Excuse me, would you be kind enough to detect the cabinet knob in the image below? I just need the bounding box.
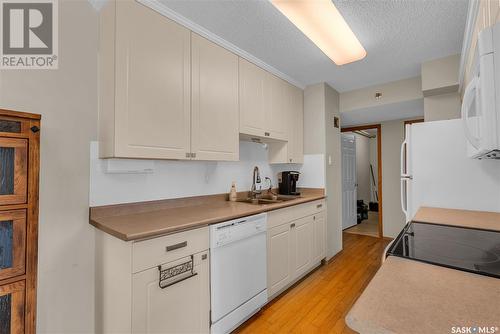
[290,223,295,228]
[289,158,292,162]
[265,132,270,137]
[30,126,40,133]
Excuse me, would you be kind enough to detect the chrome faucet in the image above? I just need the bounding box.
[251,166,261,198]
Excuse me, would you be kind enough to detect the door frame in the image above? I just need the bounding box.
[341,124,383,238]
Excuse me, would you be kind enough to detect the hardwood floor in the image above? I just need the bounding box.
[235,233,390,334]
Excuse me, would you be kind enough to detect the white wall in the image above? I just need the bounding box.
[90,141,323,206]
[0,1,98,332]
[381,120,406,237]
[369,137,378,203]
[324,84,342,259]
[340,77,423,112]
[303,83,342,259]
[424,92,461,121]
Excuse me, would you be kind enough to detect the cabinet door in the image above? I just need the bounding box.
[0,280,25,334]
[239,58,267,137]
[191,34,239,161]
[266,75,288,141]
[293,216,313,279]
[114,1,191,159]
[132,252,209,334]
[267,223,293,297]
[288,86,304,163]
[0,210,26,281]
[0,138,27,206]
[312,213,326,264]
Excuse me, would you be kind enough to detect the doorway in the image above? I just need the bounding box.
[341,124,382,238]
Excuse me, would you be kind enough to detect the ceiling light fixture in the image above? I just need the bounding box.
[270,0,366,65]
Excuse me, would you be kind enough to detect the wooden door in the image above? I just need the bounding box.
[0,210,26,281]
[191,33,239,161]
[0,138,27,205]
[114,1,191,159]
[0,280,25,334]
[132,252,209,334]
[312,213,326,264]
[267,223,292,297]
[342,134,357,230]
[239,58,267,137]
[293,216,313,279]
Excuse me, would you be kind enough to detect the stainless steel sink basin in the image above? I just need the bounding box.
[238,195,300,205]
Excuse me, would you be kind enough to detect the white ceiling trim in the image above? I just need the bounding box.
[138,0,306,89]
[458,0,479,93]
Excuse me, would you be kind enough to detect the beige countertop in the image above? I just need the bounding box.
[413,206,500,231]
[89,188,325,241]
[346,256,500,334]
[346,207,500,334]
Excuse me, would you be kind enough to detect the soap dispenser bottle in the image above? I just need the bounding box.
[229,181,237,202]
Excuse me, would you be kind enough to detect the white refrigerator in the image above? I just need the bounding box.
[401,119,500,222]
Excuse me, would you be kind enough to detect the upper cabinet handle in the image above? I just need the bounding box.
[166,241,187,252]
[317,204,323,209]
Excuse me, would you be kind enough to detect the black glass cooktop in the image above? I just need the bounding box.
[386,221,500,278]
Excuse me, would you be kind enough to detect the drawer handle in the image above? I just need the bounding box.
[265,132,270,137]
[158,255,197,289]
[290,223,295,228]
[166,241,187,252]
[316,204,323,209]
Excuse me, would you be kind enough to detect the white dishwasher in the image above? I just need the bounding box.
[210,213,268,334]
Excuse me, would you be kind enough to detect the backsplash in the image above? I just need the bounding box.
[89,141,324,206]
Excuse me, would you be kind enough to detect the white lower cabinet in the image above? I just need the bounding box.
[267,200,326,299]
[132,252,210,334]
[293,216,313,279]
[95,226,210,334]
[268,223,293,295]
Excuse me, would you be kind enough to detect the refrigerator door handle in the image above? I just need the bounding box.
[400,139,407,176]
[400,178,408,219]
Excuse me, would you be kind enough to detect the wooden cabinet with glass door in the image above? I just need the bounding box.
[0,109,40,334]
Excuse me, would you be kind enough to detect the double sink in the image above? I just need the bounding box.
[237,194,300,205]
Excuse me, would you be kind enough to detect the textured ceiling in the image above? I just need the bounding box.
[157,0,468,92]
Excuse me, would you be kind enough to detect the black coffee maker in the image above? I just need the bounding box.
[278,171,300,196]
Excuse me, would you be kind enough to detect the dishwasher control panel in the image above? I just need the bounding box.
[210,213,267,248]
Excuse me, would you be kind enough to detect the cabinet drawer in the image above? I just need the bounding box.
[0,279,25,334]
[268,199,325,229]
[132,227,209,273]
[0,210,26,281]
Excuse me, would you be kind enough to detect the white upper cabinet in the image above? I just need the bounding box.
[288,86,304,163]
[239,58,268,137]
[268,82,304,164]
[267,75,288,141]
[191,33,239,161]
[99,1,301,163]
[100,0,191,159]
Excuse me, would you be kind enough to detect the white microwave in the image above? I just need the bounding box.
[461,23,500,159]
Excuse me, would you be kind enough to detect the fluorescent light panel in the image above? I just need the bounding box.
[271,0,366,65]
